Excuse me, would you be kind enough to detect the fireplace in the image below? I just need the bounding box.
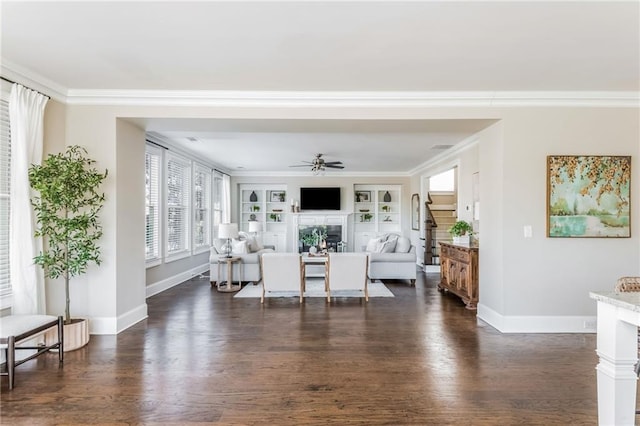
[290,213,349,253]
[298,224,343,253]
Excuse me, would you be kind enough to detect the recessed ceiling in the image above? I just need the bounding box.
[142,118,496,173]
[2,1,638,173]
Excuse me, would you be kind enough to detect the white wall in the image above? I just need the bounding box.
[115,119,148,331]
[40,102,638,335]
[478,108,639,332]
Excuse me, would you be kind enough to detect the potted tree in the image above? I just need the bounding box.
[448,220,474,245]
[29,145,108,351]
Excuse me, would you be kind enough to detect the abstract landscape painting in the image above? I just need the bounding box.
[547,155,631,237]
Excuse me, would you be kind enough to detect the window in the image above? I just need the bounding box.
[193,163,211,252]
[0,98,10,305]
[145,145,162,265]
[166,152,191,259]
[429,168,456,192]
[212,172,223,239]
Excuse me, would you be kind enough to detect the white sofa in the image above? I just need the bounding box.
[209,232,275,285]
[365,233,417,285]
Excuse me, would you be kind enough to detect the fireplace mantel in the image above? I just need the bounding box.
[290,213,351,252]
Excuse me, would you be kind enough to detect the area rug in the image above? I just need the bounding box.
[234,278,394,298]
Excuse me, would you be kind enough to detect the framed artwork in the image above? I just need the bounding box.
[270,191,286,202]
[547,155,631,237]
[355,191,371,203]
[411,193,420,230]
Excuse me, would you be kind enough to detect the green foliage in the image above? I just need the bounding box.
[448,220,473,236]
[550,198,571,216]
[29,145,107,323]
[301,227,327,247]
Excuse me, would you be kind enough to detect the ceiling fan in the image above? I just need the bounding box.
[289,153,344,174]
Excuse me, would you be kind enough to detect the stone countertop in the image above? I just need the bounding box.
[590,291,640,313]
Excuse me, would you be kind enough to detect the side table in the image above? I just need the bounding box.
[217,256,243,292]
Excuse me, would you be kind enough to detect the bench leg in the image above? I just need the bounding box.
[58,316,64,363]
[7,335,15,390]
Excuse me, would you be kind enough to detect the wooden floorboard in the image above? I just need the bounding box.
[0,270,627,425]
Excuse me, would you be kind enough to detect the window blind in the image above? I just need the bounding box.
[193,164,211,250]
[166,152,191,257]
[145,145,161,263]
[0,98,10,298]
[212,172,223,238]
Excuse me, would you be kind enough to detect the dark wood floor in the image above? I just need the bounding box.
[1,271,610,425]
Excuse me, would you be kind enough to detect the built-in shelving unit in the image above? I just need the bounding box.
[352,184,402,251]
[239,184,288,252]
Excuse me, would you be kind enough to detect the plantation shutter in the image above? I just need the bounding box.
[193,163,211,251]
[166,152,191,258]
[145,145,161,263]
[212,172,223,238]
[0,98,10,300]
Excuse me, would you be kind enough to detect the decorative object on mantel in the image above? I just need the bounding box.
[249,191,258,202]
[448,220,474,244]
[547,155,630,238]
[383,191,391,202]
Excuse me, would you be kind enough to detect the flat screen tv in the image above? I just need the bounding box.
[300,187,341,211]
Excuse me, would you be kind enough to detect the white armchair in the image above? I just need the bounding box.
[260,253,304,303]
[326,253,369,302]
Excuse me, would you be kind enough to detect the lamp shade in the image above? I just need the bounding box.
[248,221,262,233]
[218,223,239,240]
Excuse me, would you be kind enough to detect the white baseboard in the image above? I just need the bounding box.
[89,303,148,335]
[423,265,440,273]
[89,264,209,335]
[146,263,210,298]
[477,303,596,333]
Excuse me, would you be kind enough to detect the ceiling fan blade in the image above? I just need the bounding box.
[324,161,343,165]
[289,164,312,167]
[325,164,344,169]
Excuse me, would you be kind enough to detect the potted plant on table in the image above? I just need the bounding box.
[29,145,108,351]
[448,220,474,245]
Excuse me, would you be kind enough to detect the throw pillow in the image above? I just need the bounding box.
[238,231,264,253]
[366,237,383,253]
[395,236,411,253]
[213,238,226,254]
[379,238,397,253]
[231,239,248,254]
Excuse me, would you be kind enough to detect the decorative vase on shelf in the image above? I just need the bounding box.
[383,191,391,202]
[249,191,258,202]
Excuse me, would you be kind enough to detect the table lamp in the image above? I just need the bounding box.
[248,220,262,235]
[218,223,238,258]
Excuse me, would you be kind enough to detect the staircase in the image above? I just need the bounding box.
[425,192,457,265]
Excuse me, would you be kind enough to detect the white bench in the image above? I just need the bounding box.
[0,315,63,389]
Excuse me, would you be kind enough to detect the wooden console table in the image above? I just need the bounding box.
[590,291,640,425]
[438,242,479,309]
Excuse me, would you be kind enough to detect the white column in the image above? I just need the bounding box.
[595,301,638,426]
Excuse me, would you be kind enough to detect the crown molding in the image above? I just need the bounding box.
[65,89,640,108]
[0,59,68,103]
[409,134,480,177]
[2,59,638,108]
[230,170,410,178]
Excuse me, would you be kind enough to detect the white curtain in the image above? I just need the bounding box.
[9,84,48,315]
[222,174,231,223]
